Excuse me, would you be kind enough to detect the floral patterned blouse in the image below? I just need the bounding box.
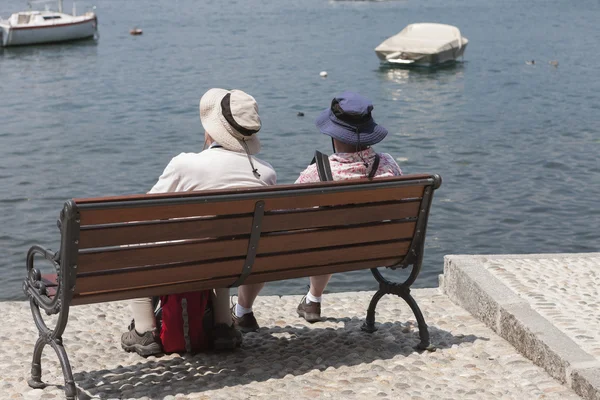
[295,148,402,184]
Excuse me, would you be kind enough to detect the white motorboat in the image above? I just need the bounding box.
[0,0,97,47]
[375,23,468,66]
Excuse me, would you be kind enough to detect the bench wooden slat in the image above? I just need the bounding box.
[71,257,401,305]
[242,257,402,284]
[79,214,254,249]
[77,185,425,225]
[76,221,414,274]
[258,221,415,255]
[78,201,420,249]
[262,201,420,233]
[73,174,434,204]
[74,259,243,295]
[41,274,58,287]
[252,240,409,273]
[72,276,237,305]
[77,238,250,273]
[74,241,409,294]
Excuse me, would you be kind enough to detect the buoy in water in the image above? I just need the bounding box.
[130,28,143,35]
[320,71,328,77]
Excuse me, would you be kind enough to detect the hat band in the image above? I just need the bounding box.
[221,93,260,137]
[331,99,372,126]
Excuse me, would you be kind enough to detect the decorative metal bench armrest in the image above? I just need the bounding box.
[24,245,62,315]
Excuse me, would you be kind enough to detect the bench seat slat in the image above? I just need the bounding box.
[74,241,409,294]
[71,257,401,305]
[77,185,425,225]
[258,221,415,255]
[78,201,420,249]
[41,274,58,287]
[76,221,414,274]
[78,238,250,273]
[242,257,401,285]
[72,276,237,305]
[252,240,409,273]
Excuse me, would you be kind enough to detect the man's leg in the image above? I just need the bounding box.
[130,297,156,332]
[212,288,242,350]
[121,297,162,356]
[212,288,233,325]
[232,283,265,333]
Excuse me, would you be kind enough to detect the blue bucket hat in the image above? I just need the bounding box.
[315,91,388,146]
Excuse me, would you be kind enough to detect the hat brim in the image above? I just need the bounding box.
[200,88,261,155]
[315,108,388,146]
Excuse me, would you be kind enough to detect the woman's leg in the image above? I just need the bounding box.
[309,274,332,298]
[237,283,265,309]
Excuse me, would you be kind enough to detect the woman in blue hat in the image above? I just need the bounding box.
[232,91,402,331]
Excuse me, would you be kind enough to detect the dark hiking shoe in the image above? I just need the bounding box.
[121,321,162,357]
[213,323,243,350]
[231,305,260,333]
[297,296,321,323]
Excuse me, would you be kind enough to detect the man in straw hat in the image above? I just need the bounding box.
[231,91,402,332]
[121,88,276,356]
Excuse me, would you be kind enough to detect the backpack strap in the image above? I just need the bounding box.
[310,150,333,182]
[310,150,379,181]
[367,154,381,180]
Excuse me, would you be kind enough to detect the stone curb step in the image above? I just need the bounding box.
[441,254,600,400]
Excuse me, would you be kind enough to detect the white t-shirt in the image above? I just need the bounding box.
[149,147,277,194]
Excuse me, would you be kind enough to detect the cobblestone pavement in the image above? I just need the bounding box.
[482,254,600,360]
[0,289,581,399]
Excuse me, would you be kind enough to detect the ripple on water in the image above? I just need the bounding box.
[0,0,599,300]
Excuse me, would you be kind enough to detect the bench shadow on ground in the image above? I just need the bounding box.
[71,319,488,399]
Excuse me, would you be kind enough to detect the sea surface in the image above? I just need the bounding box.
[1,0,599,301]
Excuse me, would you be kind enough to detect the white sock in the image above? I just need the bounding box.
[306,291,322,304]
[235,303,252,318]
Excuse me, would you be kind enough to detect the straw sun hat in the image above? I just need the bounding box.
[199,88,262,155]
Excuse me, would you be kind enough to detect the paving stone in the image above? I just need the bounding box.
[0,290,582,399]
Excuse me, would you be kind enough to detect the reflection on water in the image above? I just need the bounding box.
[0,38,98,53]
[375,63,466,121]
[378,63,465,85]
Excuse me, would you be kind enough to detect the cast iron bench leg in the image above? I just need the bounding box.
[28,335,77,399]
[361,269,435,352]
[28,317,77,399]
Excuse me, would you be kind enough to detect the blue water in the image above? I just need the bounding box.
[1,0,599,300]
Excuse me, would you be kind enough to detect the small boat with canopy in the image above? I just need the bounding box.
[375,23,468,67]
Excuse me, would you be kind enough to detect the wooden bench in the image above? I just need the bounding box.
[23,173,441,399]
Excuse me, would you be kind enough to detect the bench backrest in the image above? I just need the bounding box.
[55,174,440,305]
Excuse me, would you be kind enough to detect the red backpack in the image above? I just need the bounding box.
[156,291,213,353]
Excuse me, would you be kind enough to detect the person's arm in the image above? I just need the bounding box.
[148,158,181,194]
[294,164,319,184]
[380,153,403,176]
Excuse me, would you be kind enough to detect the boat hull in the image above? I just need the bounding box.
[1,15,97,47]
[376,42,468,67]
